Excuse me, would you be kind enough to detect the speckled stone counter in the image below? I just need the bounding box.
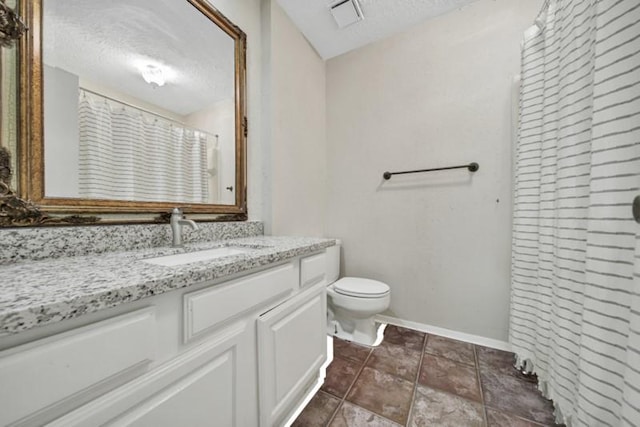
[0,236,335,335]
[0,221,264,265]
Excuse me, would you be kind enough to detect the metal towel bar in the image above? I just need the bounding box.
[382,162,479,180]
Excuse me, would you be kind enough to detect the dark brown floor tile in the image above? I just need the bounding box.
[476,345,515,370]
[486,408,548,427]
[329,402,402,427]
[366,341,421,381]
[481,370,556,425]
[382,325,425,351]
[292,391,341,427]
[476,345,536,382]
[334,338,372,364]
[322,356,362,398]
[409,385,485,427]
[425,334,476,366]
[346,366,414,425]
[419,353,482,402]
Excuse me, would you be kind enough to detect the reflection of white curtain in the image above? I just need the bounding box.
[510,0,640,425]
[78,90,209,203]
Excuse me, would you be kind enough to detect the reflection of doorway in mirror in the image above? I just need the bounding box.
[186,99,236,205]
[206,135,220,204]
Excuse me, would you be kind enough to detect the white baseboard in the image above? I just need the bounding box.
[376,315,512,352]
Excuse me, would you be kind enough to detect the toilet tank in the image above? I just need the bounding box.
[326,240,341,283]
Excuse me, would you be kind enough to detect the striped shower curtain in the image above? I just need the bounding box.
[78,90,209,203]
[510,0,640,426]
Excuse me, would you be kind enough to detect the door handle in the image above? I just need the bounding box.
[633,195,640,224]
[226,186,233,192]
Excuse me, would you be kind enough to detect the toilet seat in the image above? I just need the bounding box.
[333,277,390,298]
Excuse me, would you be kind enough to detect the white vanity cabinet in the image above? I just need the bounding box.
[0,249,329,427]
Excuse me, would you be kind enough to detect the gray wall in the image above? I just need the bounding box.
[325,0,542,340]
[267,1,327,236]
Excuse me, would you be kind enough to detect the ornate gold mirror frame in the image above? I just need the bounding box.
[2,0,247,226]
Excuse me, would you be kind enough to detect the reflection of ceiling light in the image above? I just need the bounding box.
[141,65,165,88]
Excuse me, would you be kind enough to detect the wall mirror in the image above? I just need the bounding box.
[1,0,247,226]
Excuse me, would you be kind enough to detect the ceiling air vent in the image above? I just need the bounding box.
[329,0,364,29]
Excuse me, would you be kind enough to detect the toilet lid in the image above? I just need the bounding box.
[334,277,390,298]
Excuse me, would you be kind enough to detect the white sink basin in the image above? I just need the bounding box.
[143,246,251,267]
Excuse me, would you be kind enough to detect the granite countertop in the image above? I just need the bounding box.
[0,236,335,335]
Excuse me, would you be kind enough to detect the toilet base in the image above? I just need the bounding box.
[327,312,384,347]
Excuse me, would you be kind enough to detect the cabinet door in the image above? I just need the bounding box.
[50,319,258,427]
[257,283,327,427]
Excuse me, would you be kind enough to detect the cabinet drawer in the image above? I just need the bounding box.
[184,263,296,342]
[300,252,326,288]
[0,308,156,426]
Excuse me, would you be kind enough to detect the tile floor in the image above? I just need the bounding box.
[293,325,561,427]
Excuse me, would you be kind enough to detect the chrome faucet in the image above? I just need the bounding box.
[170,208,199,247]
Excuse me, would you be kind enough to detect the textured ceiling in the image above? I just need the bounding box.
[276,0,480,59]
[43,0,235,116]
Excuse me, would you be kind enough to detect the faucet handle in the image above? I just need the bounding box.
[171,207,183,216]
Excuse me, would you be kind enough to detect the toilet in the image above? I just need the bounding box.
[325,241,391,346]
